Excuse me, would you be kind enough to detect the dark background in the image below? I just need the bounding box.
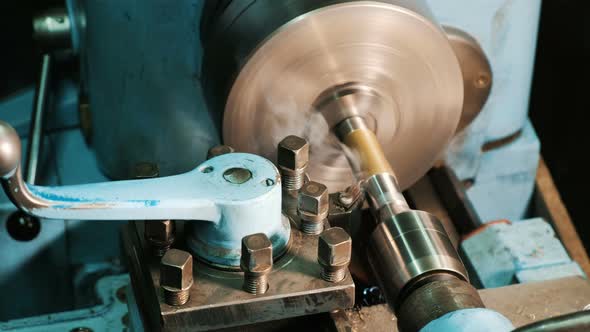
[529,0,590,249]
[1,1,589,249]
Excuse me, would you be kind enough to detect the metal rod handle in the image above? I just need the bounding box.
[25,54,52,184]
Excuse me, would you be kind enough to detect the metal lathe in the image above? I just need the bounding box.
[1,1,589,331]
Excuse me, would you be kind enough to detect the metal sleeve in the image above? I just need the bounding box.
[367,210,468,308]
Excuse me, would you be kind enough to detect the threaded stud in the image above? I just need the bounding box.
[282,173,305,191]
[152,244,172,257]
[163,288,190,306]
[160,249,193,306]
[277,136,309,191]
[301,220,324,235]
[241,233,273,295]
[318,227,352,283]
[243,274,269,295]
[321,268,347,283]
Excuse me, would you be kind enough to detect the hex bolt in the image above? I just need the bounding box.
[160,249,193,306]
[318,227,352,282]
[133,163,175,257]
[206,145,235,160]
[298,181,329,235]
[133,162,160,179]
[338,184,362,208]
[145,220,176,257]
[277,135,309,191]
[241,233,273,295]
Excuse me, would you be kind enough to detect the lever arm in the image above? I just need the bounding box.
[0,120,279,223]
[0,120,290,267]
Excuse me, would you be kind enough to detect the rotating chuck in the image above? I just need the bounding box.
[202,0,464,193]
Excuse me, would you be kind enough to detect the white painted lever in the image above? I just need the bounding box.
[0,120,290,266]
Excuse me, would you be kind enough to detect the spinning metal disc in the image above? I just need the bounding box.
[211,1,463,191]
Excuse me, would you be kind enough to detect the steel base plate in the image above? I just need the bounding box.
[123,221,355,331]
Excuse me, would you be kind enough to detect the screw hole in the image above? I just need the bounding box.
[223,167,252,184]
[475,73,490,88]
[200,166,214,173]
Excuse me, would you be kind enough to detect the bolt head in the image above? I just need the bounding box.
[145,220,175,244]
[298,181,329,216]
[338,184,362,208]
[241,233,273,274]
[277,136,309,171]
[133,162,159,179]
[207,145,234,160]
[160,249,193,291]
[318,227,352,268]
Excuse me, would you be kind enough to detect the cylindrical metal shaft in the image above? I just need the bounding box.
[334,116,410,214]
[365,174,410,216]
[366,210,468,308]
[25,54,51,184]
[333,115,479,332]
[335,116,393,178]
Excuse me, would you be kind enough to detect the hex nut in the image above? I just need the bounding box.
[160,249,193,293]
[241,233,273,275]
[241,233,273,294]
[145,220,175,244]
[318,227,352,270]
[207,145,235,160]
[298,181,329,222]
[277,135,309,173]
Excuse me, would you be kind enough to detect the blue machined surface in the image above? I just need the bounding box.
[461,218,584,288]
[466,120,540,222]
[434,0,543,225]
[83,0,218,180]
[516,262,584,284]
[429,0,541,142]
[0,82,79,141]
[0,89,36,135]
[0,81,85,319]
[420,308,513,332]
[0,275,130,332]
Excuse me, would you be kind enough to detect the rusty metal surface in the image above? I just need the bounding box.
[123,221,354,331]
[534,158,590,276]
[481,277,590,327]
[331,277,590,331]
